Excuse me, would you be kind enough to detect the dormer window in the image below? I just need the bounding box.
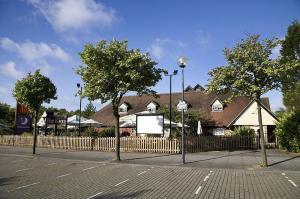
[212,100,223,112]
[146,101,159,113]
[119,103,129,113]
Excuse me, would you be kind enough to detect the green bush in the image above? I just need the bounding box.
[233,126,255,137]
[99,127,115,137]
[275,110,300,153]
[21,132,33,137]
[82,127,99,138]
[0,128,14,135]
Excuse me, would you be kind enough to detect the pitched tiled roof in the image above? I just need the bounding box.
[91,91,271,127]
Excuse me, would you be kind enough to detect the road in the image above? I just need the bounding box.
[0,147,299,198]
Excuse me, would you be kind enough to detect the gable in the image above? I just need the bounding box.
[233,101,277,126]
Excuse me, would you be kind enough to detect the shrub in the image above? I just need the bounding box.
[275,110,300,153]
[99,127,115,137]
[21,132,33,137]
[82,127,99,138]
[233,126,255,137]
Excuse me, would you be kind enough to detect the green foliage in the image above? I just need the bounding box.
[77,39,164,112]
[207,35,283,99]
[280,20,300,111]
[0,127,14,135]
[13,70,57,113]
[233,126,255,137]
[0,103,15,127]
[82,127,99,138]
[21,132,33,137]
[275,109,300,152]
[82,101,96,118]
[99,127,115,137]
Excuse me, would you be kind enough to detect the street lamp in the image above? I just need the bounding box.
[177,56,188,164]
[77,83,82,137]
[164,70,178,138]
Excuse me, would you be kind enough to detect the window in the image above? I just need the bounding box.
[212,100,223,112]
[213,128,225,136]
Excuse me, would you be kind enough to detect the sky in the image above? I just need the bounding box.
[0,0,299,112]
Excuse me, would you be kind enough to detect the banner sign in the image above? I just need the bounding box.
[16,103,32,133]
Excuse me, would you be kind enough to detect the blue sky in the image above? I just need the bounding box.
[0,0,299,111]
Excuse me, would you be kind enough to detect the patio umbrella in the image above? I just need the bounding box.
[81,119,103,127]
[197,120,203,135]
[67,115,88,125]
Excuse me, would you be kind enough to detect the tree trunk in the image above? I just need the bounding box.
[257,97,268,167]
[114,113,121,161]
[32,108,39,154]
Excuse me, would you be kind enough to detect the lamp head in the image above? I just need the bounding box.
[77,83,80,88]
[173,70,178,75]
[177,56,188,68]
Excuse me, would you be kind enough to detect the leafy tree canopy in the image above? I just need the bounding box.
[0,103,15,127]
[13,70,57,112]
[77,39,164,114]
[207,35,284,99]
[280,20,300,110]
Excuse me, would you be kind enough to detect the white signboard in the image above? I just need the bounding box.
[136,114,164,135]
[177,100,187,111]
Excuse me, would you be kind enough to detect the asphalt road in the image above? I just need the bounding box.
[0,147,299,198]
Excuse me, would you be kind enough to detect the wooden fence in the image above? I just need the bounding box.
[0,135,259,153]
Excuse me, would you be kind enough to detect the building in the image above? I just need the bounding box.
[91,85,278,142]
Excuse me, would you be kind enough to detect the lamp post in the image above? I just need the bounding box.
[77,83,82,137]
[164,70,178,137]
[177,56,188,164]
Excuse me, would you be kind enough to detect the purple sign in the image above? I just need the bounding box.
[16,114,32,132]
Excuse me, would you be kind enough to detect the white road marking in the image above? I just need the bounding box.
[16,168,32,173]
[56,173,71,178]
[195,185,202,194]
[86,192,103,199]
[210,171,213,173]
[83,166,96,171]
[138,171,147,176]
[285,176,289,179]
[47,163,57,166]
[16,182,39,190]
[288,180,297,187]
[281,173,285,176]
[203,175,210,182]
[115,179,129,186]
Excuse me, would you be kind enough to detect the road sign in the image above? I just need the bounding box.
[177,100,187,111]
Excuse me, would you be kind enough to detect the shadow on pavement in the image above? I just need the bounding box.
[93,189,150,198]
[0,176,19,186]
[122,153,178,161]
[268,156,299,167]
[186,150,260,165]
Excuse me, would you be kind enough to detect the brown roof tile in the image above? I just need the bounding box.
[91,91,271,127]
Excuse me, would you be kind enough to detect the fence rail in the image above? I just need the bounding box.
[0,135,259,153]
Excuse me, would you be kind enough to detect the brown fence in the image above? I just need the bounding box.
[0,135,259,153]
[186,136,259,152]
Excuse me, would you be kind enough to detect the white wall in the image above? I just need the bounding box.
[233,101,277,126]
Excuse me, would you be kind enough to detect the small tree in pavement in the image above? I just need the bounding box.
[13,70,56,154]
[77,39,164,161]
[207,35,297,167]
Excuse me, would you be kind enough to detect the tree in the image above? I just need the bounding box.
[13,70,56,154]
[280,20,300,110]
[77,39,164,160]
[207,35,290,167]
[82,101,96,118]
[0,103,15,127]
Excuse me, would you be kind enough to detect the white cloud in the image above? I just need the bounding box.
[271,45,281,59]
[0,37,69,62]
[0,37,69,75]
[0,61,24,79]
[148,38,186,60]
[27,0,117,33]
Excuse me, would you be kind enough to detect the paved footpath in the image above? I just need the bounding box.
[0,146,299,198]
